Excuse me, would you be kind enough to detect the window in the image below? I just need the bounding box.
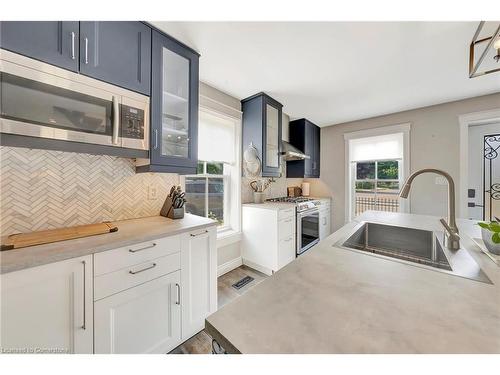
[344,126,410,221]
[183,109,241,234]
[185,161,227,226]
[354,159,401,215]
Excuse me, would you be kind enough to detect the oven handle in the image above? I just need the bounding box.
[297,208,320,218]
[112,96,120,145]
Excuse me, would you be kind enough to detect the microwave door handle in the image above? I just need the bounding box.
[112,96,120,145]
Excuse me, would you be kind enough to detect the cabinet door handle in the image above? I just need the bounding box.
[81,260,86,330]
[84,37,89,64]
[128,242,156,253]
[190,230,208,237]
[154,129,158,149]
[284,218,292,223]
[70,32,76,60]
[112,96,120,145]
[323,217,327,225]
[175,283,181,305]
[285,237,293,242]
[129,263,157,275]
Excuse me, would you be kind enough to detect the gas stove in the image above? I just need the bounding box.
[266,196,321,212]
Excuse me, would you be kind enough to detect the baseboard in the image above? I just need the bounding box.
[217,257,243,277]
[241,259,273,276]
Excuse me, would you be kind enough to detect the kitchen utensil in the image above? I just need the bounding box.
[288,186,302,197]
[160,186,185,219]
[1,222,118,251]
[243,143,262,178]
[301,182,310,196]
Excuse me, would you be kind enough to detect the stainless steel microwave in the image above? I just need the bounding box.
[0,49,149,151]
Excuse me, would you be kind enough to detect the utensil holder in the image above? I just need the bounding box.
[160,196,185,219]
[253,192,265,204]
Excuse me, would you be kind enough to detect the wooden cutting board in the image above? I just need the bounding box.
[1,222,118,251]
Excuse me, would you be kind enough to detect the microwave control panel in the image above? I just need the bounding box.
[121,105,145,139]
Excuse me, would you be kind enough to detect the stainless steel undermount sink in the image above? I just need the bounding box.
[336,221,492,284]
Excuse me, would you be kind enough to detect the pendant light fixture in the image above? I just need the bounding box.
[469,21,500,78]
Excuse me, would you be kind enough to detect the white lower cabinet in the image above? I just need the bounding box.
[181,227,217,340]
[242,206,296,275]
[94,271,181,354]
[1,224,217,354]
[0,255,93,354]
[319,204,331,241]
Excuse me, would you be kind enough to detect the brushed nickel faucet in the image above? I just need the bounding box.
[399,168,461,250]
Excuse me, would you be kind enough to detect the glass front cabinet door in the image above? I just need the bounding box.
[145,30,199,174]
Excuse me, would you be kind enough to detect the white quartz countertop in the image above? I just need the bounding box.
[205,211,500,353]
[0,214,216,274]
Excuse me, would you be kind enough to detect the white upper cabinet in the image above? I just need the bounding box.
[0,255,93,354]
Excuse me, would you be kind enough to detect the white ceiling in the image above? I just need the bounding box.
[152,22,500,126]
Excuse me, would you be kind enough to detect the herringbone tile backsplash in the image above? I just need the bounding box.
[0,146,179,236]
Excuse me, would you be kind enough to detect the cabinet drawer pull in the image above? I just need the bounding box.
[81,260,86,330]
[129,263,157,275]
[283,218,292,223]
[128,243,156,253]
[70,31,76,60]
[175,283,181,305]
[285,237,293,242]
[190,230,208,237]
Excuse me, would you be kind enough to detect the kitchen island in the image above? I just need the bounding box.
[205,211,500,353]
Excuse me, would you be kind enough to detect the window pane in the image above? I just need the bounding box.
[206,162,223,175]
[355,181,375,192]
[208,178,224,226]
[377,160,399,179]
[377,181,400,194]
[356,162,375,179]
[196,162,204,174]
[185,177,206,217]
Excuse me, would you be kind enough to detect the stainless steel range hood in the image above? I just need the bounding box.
[281,141,310,161]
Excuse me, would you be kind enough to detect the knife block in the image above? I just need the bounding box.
[160,196,185,219]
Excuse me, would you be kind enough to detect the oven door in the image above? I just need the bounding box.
[297,208,320,255]
[0,57,121,147]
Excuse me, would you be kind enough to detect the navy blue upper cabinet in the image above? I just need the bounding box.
[0,21,80,72]
[287,118,321,178]
[136,30,199,174]
[242,93,283,177]
[79,22,151,95]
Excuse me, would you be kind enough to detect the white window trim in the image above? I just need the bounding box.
[181,106,242,241]
[344,123,411,223]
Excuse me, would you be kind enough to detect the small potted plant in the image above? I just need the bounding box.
[478,220,500,255]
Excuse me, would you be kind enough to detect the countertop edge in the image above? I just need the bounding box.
[1,216,217,275]
[205,320,241,354]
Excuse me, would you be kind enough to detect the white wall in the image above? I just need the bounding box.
[309,92,500,231]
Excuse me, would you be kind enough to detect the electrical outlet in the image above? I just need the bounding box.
[435,176,447,186]
[147,185,158,200]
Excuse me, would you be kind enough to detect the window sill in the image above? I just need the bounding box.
[216,228,242,248]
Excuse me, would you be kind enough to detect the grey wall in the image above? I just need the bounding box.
[308,92,500,231]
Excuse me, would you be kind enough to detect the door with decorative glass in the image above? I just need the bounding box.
[149,30,199,174]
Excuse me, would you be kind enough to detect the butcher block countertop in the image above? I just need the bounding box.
[0,214,216,274]
[205,211,500,354]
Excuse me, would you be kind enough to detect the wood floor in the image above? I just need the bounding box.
[170,265,268,354]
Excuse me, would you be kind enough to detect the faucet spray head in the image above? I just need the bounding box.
[399,183,411,198]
